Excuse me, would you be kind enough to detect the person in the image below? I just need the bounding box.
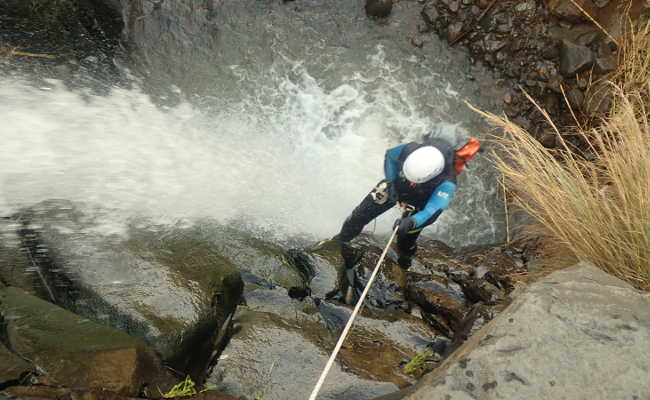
[332,126,480,294]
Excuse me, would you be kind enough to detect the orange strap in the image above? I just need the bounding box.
[454,138,481,175]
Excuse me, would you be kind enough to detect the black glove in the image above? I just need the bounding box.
[394,217,416,236]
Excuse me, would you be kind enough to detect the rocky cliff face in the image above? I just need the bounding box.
[414,0,650,148]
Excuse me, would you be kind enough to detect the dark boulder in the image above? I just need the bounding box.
[365,0,393,18]
[547,0,598,23]
[559,39,594,76]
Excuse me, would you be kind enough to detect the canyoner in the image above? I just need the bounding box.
[308,124,481,399]
[330,125,481,302]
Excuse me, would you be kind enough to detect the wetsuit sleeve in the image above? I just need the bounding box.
[412,181,456,228]
[384,144,406,181]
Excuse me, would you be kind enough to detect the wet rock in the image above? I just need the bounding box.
[483,34,507,53]
[594,56,617,74]
[536,62,555,81]
[421,3,439,29]
[365,0,393,18]
[584,81,613,116]
[401,263,650,400]
[207,310,398,400]
[0,219,42,296]
[192,391,240,400]
[0,343,34,385]
[515,0,536,14]
[316,300,435,384]
[504,63,522,78]
[447,21,465,44]
[296,238,405,310]
[296,239,352,300]
[567,87,584,110]
[411,36,425,48]
[421,312,454,338]
[1,0,123,70]
[546,74,564,93]
[547,0,598,23]
[407,280,469,334]
[190,223,307,292]
[0,287,174,395]
[504,102,521,118]
[460,279,508,305]
[496,23,511,33]
[559,39,594,76]
[17,200,243,376]
[1,387,125,400]
[409,273,466,305]
[543,92,560,114]
[5,387,243,400]
[576,28,601,46]
[495,50,508,63]
[541,41,560,59]
[576,77,588,89]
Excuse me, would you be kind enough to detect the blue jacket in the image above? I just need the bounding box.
[384,143,456,228]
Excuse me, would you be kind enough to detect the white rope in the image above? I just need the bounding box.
[308,226,399,400]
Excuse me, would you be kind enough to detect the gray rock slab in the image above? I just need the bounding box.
[393,262,650,399]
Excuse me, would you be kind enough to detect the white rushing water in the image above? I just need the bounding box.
[0,47,501,245]
[1,53,432,239]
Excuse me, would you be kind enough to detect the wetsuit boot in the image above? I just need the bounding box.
[326,236,365,304]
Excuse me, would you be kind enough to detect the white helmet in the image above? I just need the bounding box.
[402,146,445,183]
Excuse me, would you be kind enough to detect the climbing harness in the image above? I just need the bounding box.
[307,225,399,400]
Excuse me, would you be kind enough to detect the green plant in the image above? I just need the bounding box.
[403,348,435,375]
[161,376,207,398]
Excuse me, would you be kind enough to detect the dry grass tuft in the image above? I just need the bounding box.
[473,19,650,290]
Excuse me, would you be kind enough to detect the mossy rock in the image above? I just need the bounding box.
[0,342,33,385]
[18,200,243,376]
[189,222,308,292]
[0,287,175,395]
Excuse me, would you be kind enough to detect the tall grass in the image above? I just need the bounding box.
[475,19,650,290]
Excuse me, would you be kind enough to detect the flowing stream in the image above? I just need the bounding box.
[1,0,504,247]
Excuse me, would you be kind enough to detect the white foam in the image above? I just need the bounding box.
[0,49,500,245]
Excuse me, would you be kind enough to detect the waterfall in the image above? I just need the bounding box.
[0,0,504,247]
